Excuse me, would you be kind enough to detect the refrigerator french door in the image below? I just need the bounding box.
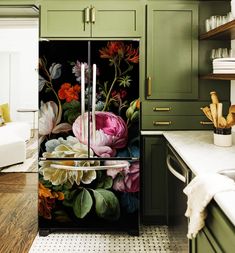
[38,41,140,236]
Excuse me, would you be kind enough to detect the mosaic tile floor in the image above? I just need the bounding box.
[29,226,188,253]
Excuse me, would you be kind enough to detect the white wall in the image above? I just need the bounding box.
[0,19,38,128]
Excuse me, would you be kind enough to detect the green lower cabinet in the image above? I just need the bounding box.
[191,201,235,253]
[142,135,167,224]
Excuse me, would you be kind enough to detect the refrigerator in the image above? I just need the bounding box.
[38,40,140,236]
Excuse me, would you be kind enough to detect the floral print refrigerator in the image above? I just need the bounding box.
[38,41,140,236]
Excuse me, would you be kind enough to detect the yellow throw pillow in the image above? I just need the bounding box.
[0,103,11,122]
[0,115,5,126]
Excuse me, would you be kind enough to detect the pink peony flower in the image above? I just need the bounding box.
[124,162,139,193]
[72,112,128,157]
[105,160,130,179]
[112,162,139,193]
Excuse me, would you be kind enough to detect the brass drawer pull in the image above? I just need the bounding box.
[85,7,90,23]
[153,107,171,112]
[200,121,213,125]
[91,7,95,23]
[147,77,152,97]
[153,121,172,126]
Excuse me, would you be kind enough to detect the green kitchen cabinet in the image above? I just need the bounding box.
[142,135,167,224]
[40,0,143,38]
[191,201,235,253]
[146,2,198,100]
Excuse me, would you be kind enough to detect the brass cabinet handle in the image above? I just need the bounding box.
[85,7,90,23]
[153,107,171,112]
[153,121,172,126]
[147,77,152,97]
[91,7,95,23]
[200,121,213,125]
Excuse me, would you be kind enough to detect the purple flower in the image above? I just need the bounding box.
[112,162,139,193]
[72,61,99,84]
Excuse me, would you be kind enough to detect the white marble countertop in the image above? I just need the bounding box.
[142,130,235,226]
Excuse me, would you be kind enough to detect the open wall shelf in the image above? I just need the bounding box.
[200,73,235,80]
[200,19,235,40]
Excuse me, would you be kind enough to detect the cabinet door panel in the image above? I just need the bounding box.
[147,3,198,99]
[40,1,90,37]
[142,136,167,224]
[92,2,143,37]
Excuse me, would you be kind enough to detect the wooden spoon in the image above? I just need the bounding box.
[217,103,223,126]
[218,116,227,128]
[229,105,235,114]
[210,103,217,128]
[201,106,213,122]
[226,112,235,128]
[210,91,219,104]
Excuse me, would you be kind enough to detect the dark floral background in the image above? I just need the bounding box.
[38,41,140,223]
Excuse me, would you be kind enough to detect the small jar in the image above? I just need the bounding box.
[213,127,232,147]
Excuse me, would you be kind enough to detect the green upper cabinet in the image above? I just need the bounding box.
[146,2,198,100]
[40,1,144,38]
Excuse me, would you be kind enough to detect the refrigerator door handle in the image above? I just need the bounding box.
[81,63,85,142]
[50,163,129,171]
[92,64,97,144]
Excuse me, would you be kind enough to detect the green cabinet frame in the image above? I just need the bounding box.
[191,201,235,253]
[146,2,198,100]
[142,135,167,224]
[40,1,144,38]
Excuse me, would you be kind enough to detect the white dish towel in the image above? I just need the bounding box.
[183,173,235,239]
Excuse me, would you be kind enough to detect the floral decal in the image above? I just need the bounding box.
[39,41,140,222]
[58,83,81,102]
[73,111,128,157]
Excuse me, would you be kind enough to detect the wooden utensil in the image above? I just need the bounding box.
[226,112,235,128]
[218,116,227,128]
[210,91,219,104]
[210,103,217,127]
[229,105,235,114]
[201,106,213,122]
[217,103,223,126]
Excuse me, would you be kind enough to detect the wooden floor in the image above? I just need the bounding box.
[0,173,38,253]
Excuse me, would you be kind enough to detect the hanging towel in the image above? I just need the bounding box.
[183,173,235,239]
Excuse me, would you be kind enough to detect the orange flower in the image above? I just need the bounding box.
[136,98,140,110]
[38,183,64,219]
[39,182,53,198]
[58,83,81,102]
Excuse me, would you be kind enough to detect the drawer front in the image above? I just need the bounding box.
[142,101,230,116]
[142,115,214,130]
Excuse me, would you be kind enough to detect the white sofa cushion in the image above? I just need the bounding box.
[0,133,26,168]
[1,122,31,141]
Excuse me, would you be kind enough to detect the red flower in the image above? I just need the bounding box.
[99,42,125,59]
[99,42,139,63]
[126,45,139,63]
[58,83,81,102]
[120,89,127,99]
[111,90,117,97]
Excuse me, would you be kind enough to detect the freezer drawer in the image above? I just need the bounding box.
[38,158,140,235]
